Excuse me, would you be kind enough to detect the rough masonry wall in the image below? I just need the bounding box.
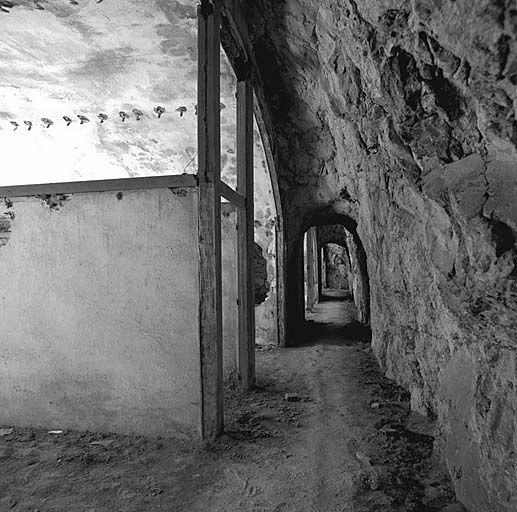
[246,1,517,510]
[323,243,349,290]
[0,187,201,436]
[317,224,370,323]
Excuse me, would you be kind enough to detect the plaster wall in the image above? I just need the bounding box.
[253,118,279,346]
[0,186,201,436]
[221,204,238,381]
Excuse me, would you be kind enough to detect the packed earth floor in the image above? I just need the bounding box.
[0,291,464,512]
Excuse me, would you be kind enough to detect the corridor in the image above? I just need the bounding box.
[0,292,458,511]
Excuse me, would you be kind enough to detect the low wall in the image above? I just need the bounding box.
[0,182,201,436]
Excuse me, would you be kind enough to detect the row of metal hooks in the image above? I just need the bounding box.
[7,106,167,131]
[5,103,227,131]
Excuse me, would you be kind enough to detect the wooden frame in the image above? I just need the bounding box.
[5,0,260,439]
[220,181,246,209]
[0,0,261,440]
[198,0,223,438]
[236,79,255,389]
[305,227,319,311]
[0,174,197,198]
[197,0,256,437]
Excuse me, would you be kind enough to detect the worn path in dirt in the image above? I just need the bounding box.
[189,290,456,512]
[193,290,373,511]
[0,291,457,512]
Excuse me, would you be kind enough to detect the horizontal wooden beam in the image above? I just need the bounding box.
[0,174,198,198]
[220,181,246,209]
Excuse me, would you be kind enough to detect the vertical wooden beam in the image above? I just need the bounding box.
[285,240,305,347]
[318,246,324,299]
[306,228,318,311]
[198,0,223,438]
[275,218,287,347]
[236,79,255,389]
[312,229,319,305]
[312,230,319,304]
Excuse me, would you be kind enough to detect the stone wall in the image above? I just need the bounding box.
[246,1,517,510]
[323,243,349,290]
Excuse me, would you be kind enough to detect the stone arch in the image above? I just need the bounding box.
[284,212,370,346]
[315,223,370,325]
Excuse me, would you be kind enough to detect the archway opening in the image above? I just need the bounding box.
[320,242,351,300]
[287,218,370,346]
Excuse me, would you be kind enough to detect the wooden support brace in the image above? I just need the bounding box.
[220,181,246,209]
[0,174,197,198]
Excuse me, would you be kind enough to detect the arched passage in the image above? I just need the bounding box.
[320,243,349,294]
[284,213,371,347]
[316,223,370,326]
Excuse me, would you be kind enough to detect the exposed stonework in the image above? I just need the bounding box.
[323,243,349,290]
[0,215,12,247]
[318,223,370,324]
[246,1,517,510]
[254,242,270,306]
[344,229,370,325]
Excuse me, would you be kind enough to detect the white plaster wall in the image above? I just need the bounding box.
[0,187,200,436]
[221,205,238,381]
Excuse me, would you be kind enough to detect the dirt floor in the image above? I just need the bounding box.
[0,290,465,512]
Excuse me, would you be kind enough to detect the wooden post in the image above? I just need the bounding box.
[317,243,323,300]
[318,246,324,298]
[276,219,287,346]
[236,79,255,389]
[198,0,223,438]
[312,229,319,305]
[306,228,318,311]
[285,241,305,346]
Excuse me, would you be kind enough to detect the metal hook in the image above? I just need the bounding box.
[41,118,53,129]
[132,109,143,121]
[154,106,166,119]
[1,1,13,13]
